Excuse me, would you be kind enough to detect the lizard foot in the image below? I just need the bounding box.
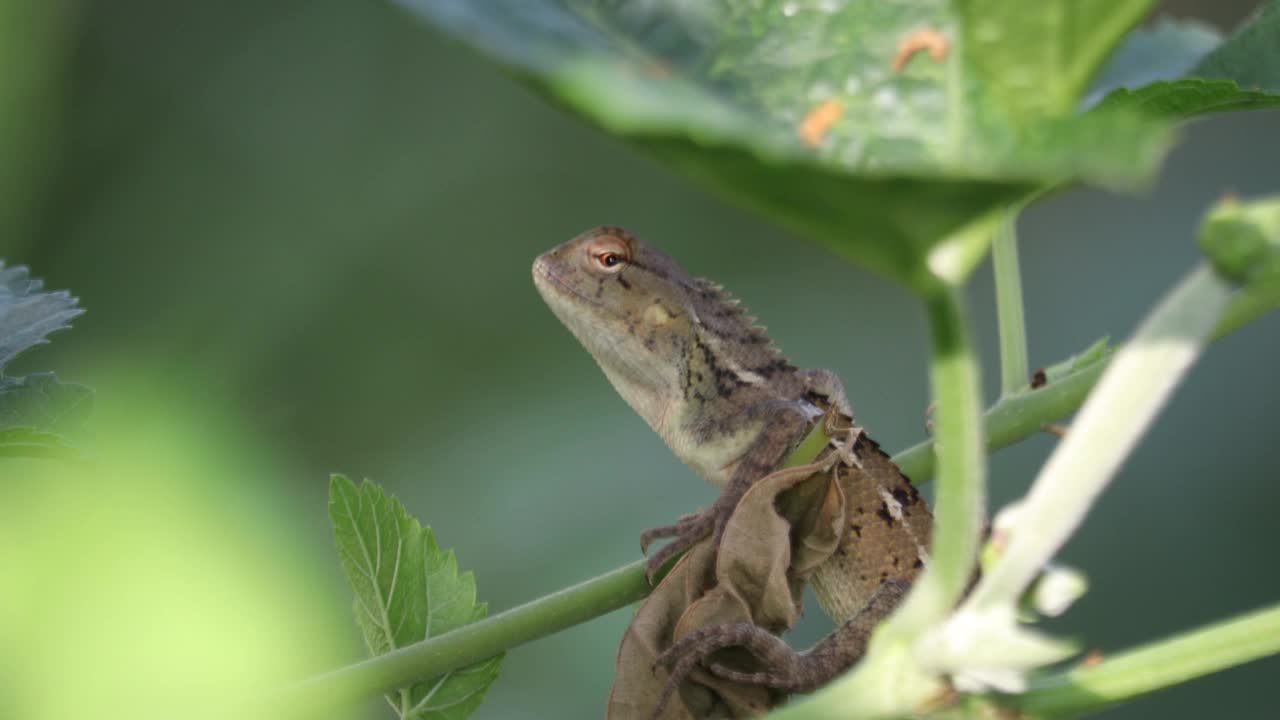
[640,498,735,583]
[649,580,912,718]
[639,511,705,554]
[649,623,808,719]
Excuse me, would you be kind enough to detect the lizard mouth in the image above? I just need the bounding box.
[533,260,605,311]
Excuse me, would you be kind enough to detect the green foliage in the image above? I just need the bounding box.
[1087,16,1222,97]
[397,0,1174,291]
[363,3,1280,718]
[0,262,82,369]
[0,374,92,436]
[1094,4,1280,118]
[1194,1,1280,92]
[329,475,502,719]
[0,262,91,454]
[1199,195,1280,284]
[0,426,79,459]
[1198,194,1280,338]
[955,0,1152,119]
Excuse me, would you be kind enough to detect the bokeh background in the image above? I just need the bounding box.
[2,1,1277,718]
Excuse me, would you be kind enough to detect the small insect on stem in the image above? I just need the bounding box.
[892,28,949,72]
[1031,368,1048,389]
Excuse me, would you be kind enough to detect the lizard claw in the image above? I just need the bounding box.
[642,511,717,584]
[639,511,704,554]
[641,500,735,584]
[649,622,802,719]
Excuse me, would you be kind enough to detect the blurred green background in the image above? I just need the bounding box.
[2,1,1278,718]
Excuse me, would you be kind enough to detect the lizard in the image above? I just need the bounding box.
[532,225,932,710]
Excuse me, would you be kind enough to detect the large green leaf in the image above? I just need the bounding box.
[329,475,501,719]
[1092,3,1280,119]
[398,0,1174,291]
[955,0,1152,119]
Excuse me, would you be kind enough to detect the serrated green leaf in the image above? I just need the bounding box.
[1094,78,1280,119]
[0,372,93,438]
[397,0,1174,291]
[329,475,501,720]
[1091,4,1280,119]
[1086,17,1222,104]
[0,261,84,371]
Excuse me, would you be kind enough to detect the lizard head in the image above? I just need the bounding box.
[532,226,698,429]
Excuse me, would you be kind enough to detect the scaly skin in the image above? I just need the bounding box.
[533,226,932,711]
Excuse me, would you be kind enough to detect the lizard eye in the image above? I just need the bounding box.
[591,247,628,273]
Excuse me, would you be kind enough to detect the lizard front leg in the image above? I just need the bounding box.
[651,580,910,718]
[641,400,819,582]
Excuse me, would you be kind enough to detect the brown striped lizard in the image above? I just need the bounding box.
[533,226,932,713]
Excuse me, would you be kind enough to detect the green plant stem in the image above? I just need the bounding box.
[1008,602,1280,717]
[967,263,1232,610]
[1212,280,1280,339]
[768,282,992,720]
[992,208,1029,396]
[891,284,986,630]
[893,352,1105,483]
[269,558,651,713]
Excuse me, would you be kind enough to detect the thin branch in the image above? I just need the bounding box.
[992,208,1029,396]
[1008,602,1280,717]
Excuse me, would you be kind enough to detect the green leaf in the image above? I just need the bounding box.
[0,372,93,438]
[0,426,85,460]
[1092,4,1280,119]
[955,0,1153,120]
[1194,0,1280,93]
[329,475,501,719]
[0,261,84,371]
[397,0,1174,292]
[1087,17,1222,103]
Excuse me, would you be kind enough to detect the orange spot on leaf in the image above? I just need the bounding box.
[892,28,949,72]
[799,99,844,147]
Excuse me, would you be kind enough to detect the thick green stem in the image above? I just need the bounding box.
[1009,602,1280,717]
[992,209,1029,396]
[891,284,986,630]
[269,559,651,713]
